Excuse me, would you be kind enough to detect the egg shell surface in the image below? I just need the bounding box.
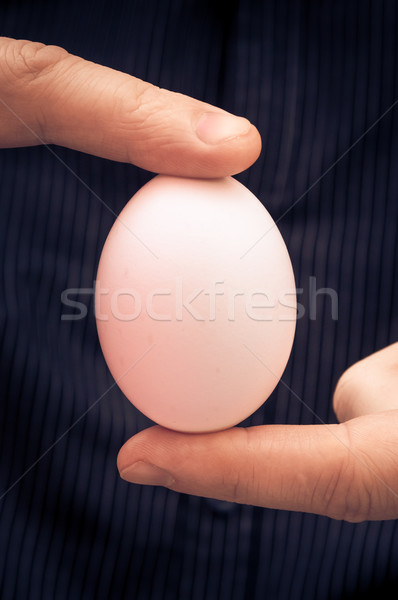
[95,175,296,432]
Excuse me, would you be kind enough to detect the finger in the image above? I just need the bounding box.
[0,37,261,177]
[117,413,398,521]
[333,342,398,422]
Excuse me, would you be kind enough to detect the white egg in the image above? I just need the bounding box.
[95,175,296,432]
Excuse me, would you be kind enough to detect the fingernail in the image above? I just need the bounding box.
[196,112,251,144]
[119,460,175,487]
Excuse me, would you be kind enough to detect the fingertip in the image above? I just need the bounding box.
[162,121,262,178]
[128,118,262,178]
[116,425,176,474]
[190,114,262,177]
[232,121,262,174]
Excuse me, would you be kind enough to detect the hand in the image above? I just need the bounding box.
[6,38,395,525]
[0,37,261,176]
[118,343,398,522]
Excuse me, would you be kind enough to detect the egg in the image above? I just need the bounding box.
[95,175,296,432]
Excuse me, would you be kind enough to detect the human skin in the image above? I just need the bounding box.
[1,37,398,522]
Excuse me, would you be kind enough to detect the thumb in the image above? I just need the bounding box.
[333,342,398,422]
[0,38,261,177]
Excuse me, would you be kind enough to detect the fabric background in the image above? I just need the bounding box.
[1,1,398,598]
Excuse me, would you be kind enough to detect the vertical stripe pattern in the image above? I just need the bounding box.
[1,1,398,598]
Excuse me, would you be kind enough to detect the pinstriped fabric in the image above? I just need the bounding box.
[1,1,398,599]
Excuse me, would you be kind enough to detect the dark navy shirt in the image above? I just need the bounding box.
[1,1,398,598]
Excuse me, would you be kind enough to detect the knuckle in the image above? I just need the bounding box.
[117,80,160,124]
[107,80,160,161]
[319,427,376,522]
[0,39,75,143]
[318,451,353,519]
[226,428,259,504]
[339,457,379,522]
[2,39,70,83]
[226,468,253,505]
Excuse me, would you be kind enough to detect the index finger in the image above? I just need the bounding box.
[0,37,261,177]
[117,411,398,522]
